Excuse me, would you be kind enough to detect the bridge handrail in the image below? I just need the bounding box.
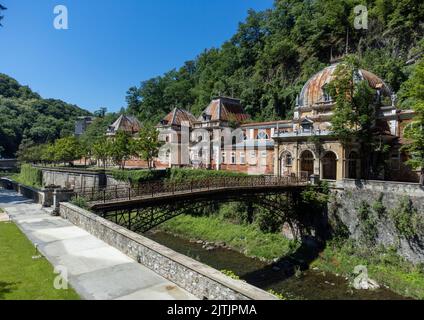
[73,175,308,203]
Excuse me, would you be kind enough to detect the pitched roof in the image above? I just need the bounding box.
[106,115,142,135]
[198,97,250,123]
[160,108,197,127]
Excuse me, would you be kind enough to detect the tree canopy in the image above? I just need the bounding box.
[125,0,424,125]
[0,74,91,157]
[0,4,6,27]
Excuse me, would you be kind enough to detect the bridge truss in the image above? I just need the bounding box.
[73,176,308,233]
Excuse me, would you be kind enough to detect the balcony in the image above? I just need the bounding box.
[273,129,333,139]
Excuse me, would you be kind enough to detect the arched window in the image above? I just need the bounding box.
[285,153,293,166]
[300,150,314,177]
[322,151,337,180]
[348,151,359,179]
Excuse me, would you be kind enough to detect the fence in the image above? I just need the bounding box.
[74,175,308,203]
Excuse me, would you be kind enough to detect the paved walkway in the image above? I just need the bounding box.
[0,189,196,300]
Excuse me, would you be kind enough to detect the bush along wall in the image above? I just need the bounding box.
[109,167,248,185]
[12,164,43,189]
[329,188,424,264]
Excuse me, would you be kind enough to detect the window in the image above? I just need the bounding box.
[249,151,256,165]
[256,130,269,140]
[391,152,400,170]
[240,152,246,165]
[222,152,226,164]
[231,152,236,164]
[285,154,293,166]
[260,151,267,166]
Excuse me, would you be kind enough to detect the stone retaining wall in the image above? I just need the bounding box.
[40,167,107,190]
[0,178,52,206]
[330,179,424,264]
[59,202,276,300]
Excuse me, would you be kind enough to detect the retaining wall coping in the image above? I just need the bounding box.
[36,166,105,175]
[60,202,276,300]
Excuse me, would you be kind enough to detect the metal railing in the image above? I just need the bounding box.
[73,175,308,204]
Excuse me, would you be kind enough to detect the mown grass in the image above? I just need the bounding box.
[311,240,424,300]
[158,214,299,261]
[0,222,80,300]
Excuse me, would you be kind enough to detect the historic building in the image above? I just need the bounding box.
[104,63,418,182]
[106,114,142,137]
[273,64,418,182]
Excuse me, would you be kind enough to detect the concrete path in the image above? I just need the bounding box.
[0,189,197,300]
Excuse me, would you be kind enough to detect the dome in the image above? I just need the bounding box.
[298,64,392,108]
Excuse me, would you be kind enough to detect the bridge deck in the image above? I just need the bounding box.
[89,184,307,211]
[73,176,308,211]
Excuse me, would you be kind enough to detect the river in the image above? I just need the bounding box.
[146,230,408,300]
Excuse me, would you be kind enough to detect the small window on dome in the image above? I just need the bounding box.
[322,84,331,102]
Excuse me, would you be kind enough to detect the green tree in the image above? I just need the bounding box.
[52,136,82,166]
[41,143,56,164]
[0,4,6,27]
[0,74,91,157]
[110,131,134,169]
[92,136,112,169]
[134,124,162,169]
[328,56,384,178]
[399,57,424,183]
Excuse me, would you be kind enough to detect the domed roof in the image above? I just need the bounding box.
[298,64,392,108]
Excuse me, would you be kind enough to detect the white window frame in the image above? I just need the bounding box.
[240,152,246,165]
[231,152,236,164]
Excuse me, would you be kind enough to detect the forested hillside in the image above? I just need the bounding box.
[0,74,91,157]
[126,0,424,125]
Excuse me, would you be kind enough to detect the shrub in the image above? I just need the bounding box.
[12,164,43,188]
[70,196,89,210]
[357,201,378,246]
[267,289,287,300]
[372,194,386,218]
[109,169,167,184]
[220,270,242,280]
[390,197,422,239]
[167,168,247,183]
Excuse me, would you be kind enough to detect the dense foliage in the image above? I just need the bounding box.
[11,164,42,188]
[0,74,91,157]
[399,54,424,175]
[125,0,424,125]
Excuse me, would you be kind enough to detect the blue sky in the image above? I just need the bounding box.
[0,0,274,112]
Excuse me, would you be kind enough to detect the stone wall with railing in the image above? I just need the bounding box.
[59,202,276,300]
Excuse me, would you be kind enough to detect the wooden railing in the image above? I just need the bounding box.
[73,175,308,204]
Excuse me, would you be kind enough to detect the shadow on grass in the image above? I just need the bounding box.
[241,239,325,288]
[0,281,19,299]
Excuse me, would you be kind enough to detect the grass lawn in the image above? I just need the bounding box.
[0,221,80,300]
[159,214,299,261]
